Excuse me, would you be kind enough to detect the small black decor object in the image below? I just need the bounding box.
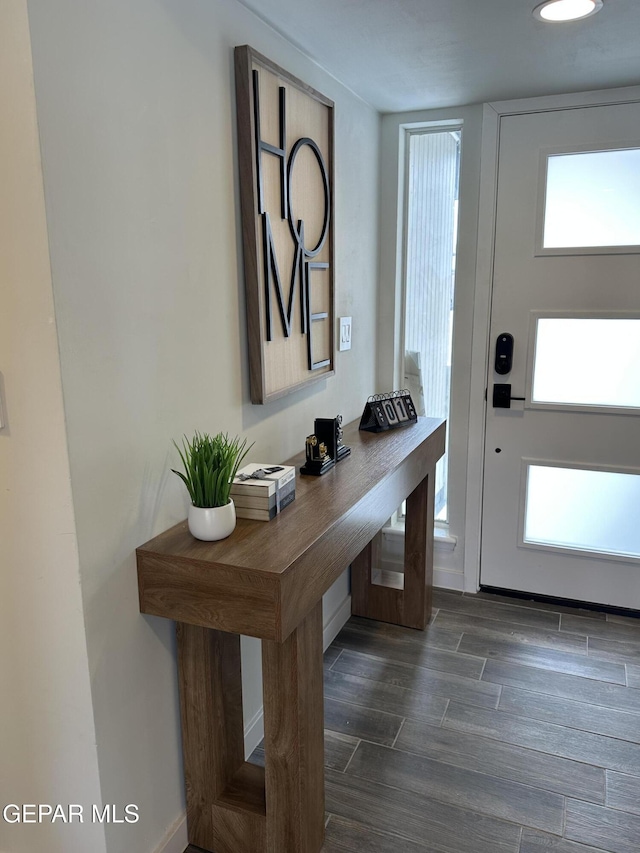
[300,415,351,476]
[359,390,418,433]
[315,414,351,464]
[300,434,335,476]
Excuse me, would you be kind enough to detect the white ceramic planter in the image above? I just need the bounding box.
[188,500,236,541]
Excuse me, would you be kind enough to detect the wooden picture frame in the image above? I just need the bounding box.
[235,45,335,405]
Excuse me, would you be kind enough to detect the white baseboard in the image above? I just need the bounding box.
[379,552,464,593]
[323,594,352,650]
[433,567,464,591]
[380,528,463,593]
[153,813,187,853]
[243,705,265,759]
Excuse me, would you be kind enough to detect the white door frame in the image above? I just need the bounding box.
[463,83,640,595]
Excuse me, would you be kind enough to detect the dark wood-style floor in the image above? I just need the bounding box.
[187,588,640,853]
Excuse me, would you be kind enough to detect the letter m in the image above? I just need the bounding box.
[92,805,110,823]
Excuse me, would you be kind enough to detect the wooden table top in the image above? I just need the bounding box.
[137,416,445,641]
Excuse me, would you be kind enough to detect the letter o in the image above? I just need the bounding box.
[286,137,330,258]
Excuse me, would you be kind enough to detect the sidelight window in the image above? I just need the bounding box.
[402,128,461,520]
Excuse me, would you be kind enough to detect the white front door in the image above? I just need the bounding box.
[480,99,640,608]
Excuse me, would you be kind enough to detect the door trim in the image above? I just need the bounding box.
[463,84,640,595]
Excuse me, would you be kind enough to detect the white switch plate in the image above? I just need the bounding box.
[339,316,352,351]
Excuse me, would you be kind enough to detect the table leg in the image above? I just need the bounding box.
[177,623,266,853]
[351,468,435,629]
[403,466,435,627]
[177,604,325,853]
[262,599,325,853]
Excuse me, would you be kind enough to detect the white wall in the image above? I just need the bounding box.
[0,3,106,852]
[378,105,483,587]
[24,1,379,851]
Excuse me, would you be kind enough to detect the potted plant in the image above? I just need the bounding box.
[172,431,252,541]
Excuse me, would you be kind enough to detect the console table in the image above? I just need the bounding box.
[136,416,445,853]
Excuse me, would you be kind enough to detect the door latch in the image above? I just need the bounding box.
[493,383,526,409]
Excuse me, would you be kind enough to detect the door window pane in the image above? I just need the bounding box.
[532,318,640,409]
[543,148,640,248]
[524,465,640,559]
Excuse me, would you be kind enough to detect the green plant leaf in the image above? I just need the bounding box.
[171,431,254,508]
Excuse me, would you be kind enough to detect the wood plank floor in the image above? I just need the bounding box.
[186,588,640,853]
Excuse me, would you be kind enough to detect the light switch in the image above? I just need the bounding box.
[339,317,352,351]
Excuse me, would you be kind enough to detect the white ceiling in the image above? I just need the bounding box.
[238,0,640,112]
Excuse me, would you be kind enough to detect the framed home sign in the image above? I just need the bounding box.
[235,45,335,404]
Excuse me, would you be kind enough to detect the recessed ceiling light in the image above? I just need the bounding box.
[533,0,603,22]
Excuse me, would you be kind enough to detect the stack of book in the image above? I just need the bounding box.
[230,463,296,522]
